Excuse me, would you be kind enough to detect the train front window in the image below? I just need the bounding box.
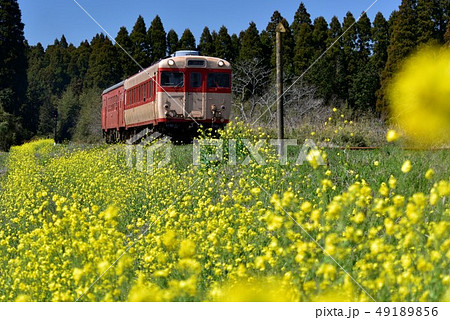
[161,72,184,87]
[207,73,230,88]
[190,72,202,88]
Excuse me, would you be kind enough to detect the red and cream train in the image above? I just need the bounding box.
[101,51,232,142]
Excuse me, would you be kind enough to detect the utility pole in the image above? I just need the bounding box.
[276,22,286,157]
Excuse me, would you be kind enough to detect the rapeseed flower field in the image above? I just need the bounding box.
[0,120,448,302]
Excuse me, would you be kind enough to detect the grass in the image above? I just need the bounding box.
[0,152,8,180]
[0,152,7,169]
[167,142,449,194]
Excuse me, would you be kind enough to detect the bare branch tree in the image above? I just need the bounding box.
[232,58,272,121]
[235,79,324,129]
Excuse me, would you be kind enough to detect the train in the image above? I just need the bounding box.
[101,50,232,143]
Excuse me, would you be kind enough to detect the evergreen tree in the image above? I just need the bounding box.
[377,0,418,113]
[445,22,450,44]
[323,16,345,101]
[179,29,196,50]
[0,104,19,151]
[230,34,241,61]
[416,0,436,44]
[351,13,378,112]
[0,0,27,128]
[67,41,88,89]
[85,34,121,89]
[341,12,358,74]
[259,30,272,67]
[148,15,167,63]
[73,88,102,143]
[292,4,314,76]
[37,36,72,136]
[416,0,450,44]
[312,17,329,55]
[25,43,46,135]
[43,37,73,96]
[37,96,57,136]
[307,16,329,95]
[198,27,215,56]
[60,35,68,49]
[167,29,179,54]
[56,85,79,142]
[355,13,372,65]
[340,12,359,105]
[388,10,400,34]
[238,22,263,61]
[372,12,390,72]
[130,15,150,67]
[291,2,312,39]
[350,63,379,113]
[214,26,233,60]
[436,0,450,42]
[115,27,136,77]
[293,23,314,75]
[211,30,218,53]
[351,14,379,112]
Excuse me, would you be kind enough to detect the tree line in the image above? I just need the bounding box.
[0,0,449,150]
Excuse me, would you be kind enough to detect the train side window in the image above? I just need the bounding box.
[208,73,231,88]
[150,81,154,99]
[190,72,202,88]
[161,72,184,87]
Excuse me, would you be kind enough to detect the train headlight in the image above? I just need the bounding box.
[168,59,175,66]
[220,105,226,110]
[164,104,170,110]
[218,60,225,67]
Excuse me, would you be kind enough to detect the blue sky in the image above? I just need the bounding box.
[19,0,401,47]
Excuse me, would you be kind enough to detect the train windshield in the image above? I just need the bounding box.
[161,72,184,87]
[207,73,231,88]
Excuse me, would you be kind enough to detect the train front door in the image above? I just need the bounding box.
[186,71,205,119]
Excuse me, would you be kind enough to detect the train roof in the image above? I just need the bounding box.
[102,52,231,93]
[102,80,125,95]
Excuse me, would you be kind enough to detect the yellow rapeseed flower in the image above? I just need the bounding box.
[401,160,412,173]
[388,46,450,147]
[425,169,435,180]
[386,129,400,143]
